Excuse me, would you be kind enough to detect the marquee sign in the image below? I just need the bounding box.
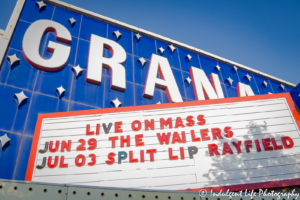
[0,0,297,185]
[25,93,300,191]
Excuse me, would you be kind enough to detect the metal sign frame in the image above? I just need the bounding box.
[25,93,300,191]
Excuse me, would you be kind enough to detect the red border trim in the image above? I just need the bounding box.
[25,93,300,191]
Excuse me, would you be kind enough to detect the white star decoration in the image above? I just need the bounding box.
[185,77,192,84]
[279,84,285,90]
[72,65,83,77]
[156,101,161,104]
[113,30,122,40]
[215,64,221,71]
[245,74,252,81]
[232,66,238,72]
[0,134,10,149]
[262,81,268,87]
[135,33,141,41]
[186,54,192,61]
[226,77,233,86]
[68,17,76,26]
[7,54,20,67]
[168,44,176,53]
[158,47,165,54]
[14,91,28,106]
[138,57,147,67]
[56,86,66,97]
[111,98,122,107]
[36,1,46,11]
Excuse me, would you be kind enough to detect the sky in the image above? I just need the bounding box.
[0,0,299,85]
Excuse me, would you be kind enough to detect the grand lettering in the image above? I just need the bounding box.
[23,20,255,102]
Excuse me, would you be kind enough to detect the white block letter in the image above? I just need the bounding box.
[87,34,127,91]
[22,20,72,71]
[143,54,183,103]
[237,82,255,97]
[190,67,224,100]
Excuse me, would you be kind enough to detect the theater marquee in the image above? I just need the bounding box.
[26,93,300,191]
[0,0,298,190]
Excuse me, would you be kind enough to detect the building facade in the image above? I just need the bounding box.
[0,0,299,191]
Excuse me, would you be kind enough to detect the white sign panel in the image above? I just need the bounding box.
[26,94,300,191]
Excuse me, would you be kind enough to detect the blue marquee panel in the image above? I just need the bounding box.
[0,0,292,180]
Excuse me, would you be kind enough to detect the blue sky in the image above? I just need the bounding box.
[0,0,299,85]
